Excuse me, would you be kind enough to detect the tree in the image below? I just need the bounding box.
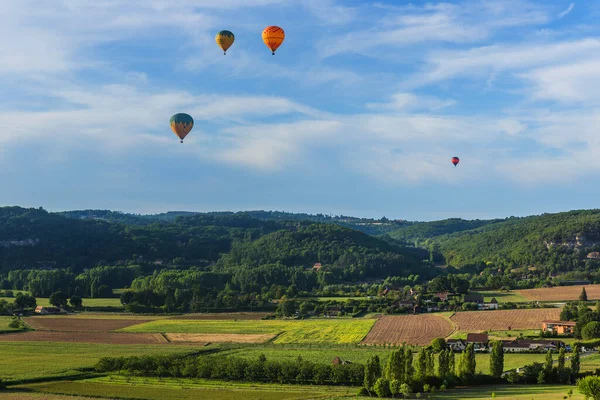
[416,348,427,379]
[426,350,435,377]
[403,347,414,384]
[448,349,456,375]
[578,376,600,400]
[544,350,553,377]
[14,293,36,309]
[373,378,391,398]
[580,287,588,302]
[431,338,447,352]
[558,347,566,371]
[458,344,476,380]
[385,349,405,382]
[364,355,381,392]
[438,349,449,377]
[49,290,68,308]
[400,383,412,398]
[69,295,83,309]
[582,321,600,340]
[571,345,581,376]
[490,341,504,378]
[389,379,401,397]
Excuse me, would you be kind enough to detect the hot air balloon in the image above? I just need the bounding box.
[451,157,460,167]
[215,30,235,55]
[170,113,194,143]
[262,26,285,55]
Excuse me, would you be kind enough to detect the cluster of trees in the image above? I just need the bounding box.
[505,346,580,385]
[94,341,512,398]
[561,301,600,339]
[0,292,36,313]
[96,354,364,386]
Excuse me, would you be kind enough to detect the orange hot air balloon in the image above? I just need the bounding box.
[262,26,285,55]
[170,113,194,143]
[451,157,460,167]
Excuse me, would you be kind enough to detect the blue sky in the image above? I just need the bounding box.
[1,0,600,221]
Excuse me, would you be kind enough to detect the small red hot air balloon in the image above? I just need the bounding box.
[451,157,460,167]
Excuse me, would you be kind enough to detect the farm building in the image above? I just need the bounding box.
[312,263,322,271]
[541,320,576,334]
[466,333,489,350]
[501,339,565,353]
[34,306,67,315]
[447,339,466,351]
[331,357,352,365]
[587,252,600,259]
[463,294,484,304]
[478,298,499,310]
[434,292,449,301]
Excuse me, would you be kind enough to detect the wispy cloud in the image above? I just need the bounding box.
[557,3,575,19]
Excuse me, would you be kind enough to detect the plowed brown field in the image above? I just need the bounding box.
[0,331,173,345]
[517,284,600,301]
[450,308,561,332]
[24,317,149,332]
[166,333,274,343]
[361,315,453,346]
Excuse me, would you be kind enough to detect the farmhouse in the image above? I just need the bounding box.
[587,252,600,259]
[312,263,323,271]
[34,306,67,315]
[478,298,499,310]
[463,294,484,304]
[541,320,576,335]
[466,333,489,350]
[331,356,352,365]
[447,339,466,351]
[501,339,565,353]
[434,292,449,301]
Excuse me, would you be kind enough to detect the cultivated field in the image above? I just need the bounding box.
[123,319,376,345]
[24,317,151,331]
[477,290,529,303]
[450,308,561,332]
[518,284,600,301]
[361,314,454,346]
[166,333,273,344]
[0,331,174,345]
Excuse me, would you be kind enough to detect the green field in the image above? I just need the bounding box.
[580,352,600,372]
[476,291,530,303]
[17,377,358,400]
[0,316,23,333]
[433,385,582,399]
[0,297,122,308]
[122,319,376,344]
[0,342,197,382]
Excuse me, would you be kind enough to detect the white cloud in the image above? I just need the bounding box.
[366,92,456,112]
[557,3,575,19]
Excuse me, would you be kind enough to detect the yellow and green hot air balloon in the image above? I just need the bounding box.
[170,113,194,143]
[215,30,235,55]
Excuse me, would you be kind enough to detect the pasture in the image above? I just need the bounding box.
[433,385,582,399]
[0,341,198,382]
[17,377,358,400]
[476,290,529,303]
[122,319,376,344]
[0,316,22,333]
[518,284,600,301]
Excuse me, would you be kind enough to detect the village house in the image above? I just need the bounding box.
[331,356,352,365]
[542,320,576,335]
[478,298,499,310]
[312,263,322,271]
[434,292,449,301]
[463,293,484,304]
[466,333,489,350]
[34,306,67,315]
[446,339,466,351]
[587,252,600,259]
[501,339,565,353]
